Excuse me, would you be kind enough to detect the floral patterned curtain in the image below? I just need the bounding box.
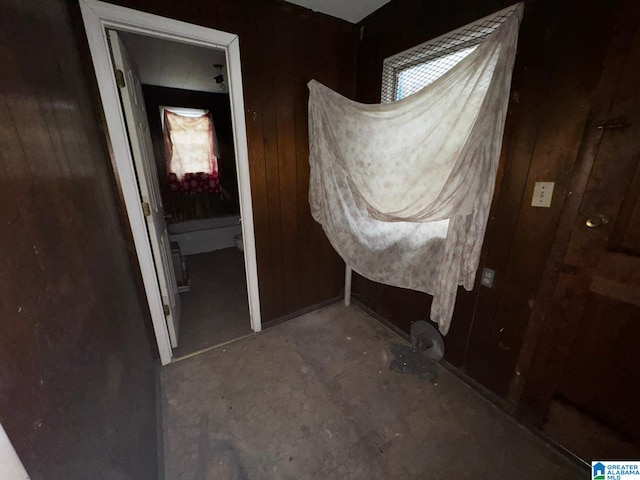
[308,4,522,334]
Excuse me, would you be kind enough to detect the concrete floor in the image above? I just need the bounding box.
[172,248,252,359]
[161,303,585,479]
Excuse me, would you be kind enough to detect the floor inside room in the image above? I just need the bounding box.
[161,303,586,479]
[171,247,252,359]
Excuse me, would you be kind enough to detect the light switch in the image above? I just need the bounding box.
[532,182,554,208]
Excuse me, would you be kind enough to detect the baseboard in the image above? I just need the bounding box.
[261,297,342,329]
[155,362,166,480]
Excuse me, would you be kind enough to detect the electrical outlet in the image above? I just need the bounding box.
[532,182,554,208]
[480,268,495,288]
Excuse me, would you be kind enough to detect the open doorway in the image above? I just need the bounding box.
[80,0,261,365]
[116,32,253,358]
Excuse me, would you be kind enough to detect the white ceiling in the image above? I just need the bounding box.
[118,1,390,92]
[284,0,390,23]
[119,32,227,93]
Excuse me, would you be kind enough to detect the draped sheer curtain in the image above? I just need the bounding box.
[308,4,523,334]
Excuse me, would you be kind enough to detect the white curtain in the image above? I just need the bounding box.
[308,5,523,334]
[163,110,220,180]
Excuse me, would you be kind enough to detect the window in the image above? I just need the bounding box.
[162,107,219,178]
[162,107,222,195]
[381,4,519,103]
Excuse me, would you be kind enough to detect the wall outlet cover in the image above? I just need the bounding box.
[532,181,554,208]
[480,268,495,288]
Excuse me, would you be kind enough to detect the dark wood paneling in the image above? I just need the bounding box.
[609,159,640,255]
[106,0,356,321]
[516,7,640,457]
[557,293,640,445]
[352,275,433,334]
[464,0,621,397]
[0,0,159,478]
[506,4,638,411]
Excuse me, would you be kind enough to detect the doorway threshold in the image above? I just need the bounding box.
[171,332,256,363]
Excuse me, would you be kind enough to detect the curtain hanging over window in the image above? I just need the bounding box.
[307,4,523,334]
[163,110,221,195]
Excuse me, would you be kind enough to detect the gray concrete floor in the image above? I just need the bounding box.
[172,248,252,359]
[161,303,585,479]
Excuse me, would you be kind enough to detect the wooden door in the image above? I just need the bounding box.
[109,31,182,347]
[522,17,640,461]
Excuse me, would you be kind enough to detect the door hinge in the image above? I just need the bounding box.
[115,69,125,88]
[141,201,151,217]
[163,304,170,317]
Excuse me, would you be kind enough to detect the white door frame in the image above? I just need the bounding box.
[79,0,262,365]
[0,422,30,479]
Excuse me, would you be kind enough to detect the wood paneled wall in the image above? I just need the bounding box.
[354,0,625,398]
[3,0,636,472]
[108,0,357,322]
[0,0,159,478]
[1,0,357,474]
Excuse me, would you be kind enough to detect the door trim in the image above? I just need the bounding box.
[0,421,30,479]
[79,0,262,366]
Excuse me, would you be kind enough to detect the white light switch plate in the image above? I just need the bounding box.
[532,182,554,208]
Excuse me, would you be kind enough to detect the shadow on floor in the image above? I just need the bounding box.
[162,303,586,479]
[171,247,251,359]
